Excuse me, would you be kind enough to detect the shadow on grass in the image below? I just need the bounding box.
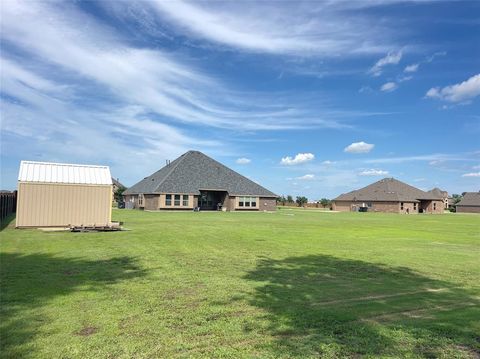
[244,255,480,358]
[0,214,15,231]
[0,252,146,357]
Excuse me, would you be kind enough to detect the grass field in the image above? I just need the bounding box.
[1,209,479,358]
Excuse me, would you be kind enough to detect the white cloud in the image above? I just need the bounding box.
[426,74,480,103]
[148,1,392,56]
[358,86,373,93]
[321,160,334,165]
[369,50,402,76]
[0,0,357,136]
[344,141,375,154]
[404,63,419,73]
[397,75,412,83]
[296,174,315,180]
[236,157,251,164]
[472,165,480,170]
[462,172,480,177]
[281,153,315,165]
[359,169,389,176]
[380,82,398,92]
[366,153,468,164]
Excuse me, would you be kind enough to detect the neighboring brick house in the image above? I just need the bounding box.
[332,178,444,214]
[456,192,480,213]
[428,187,449,209]
[123,151,277,211]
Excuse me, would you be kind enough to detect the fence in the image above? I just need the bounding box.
[1,191,17,224]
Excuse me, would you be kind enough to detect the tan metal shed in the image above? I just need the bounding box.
[16,161,113,228]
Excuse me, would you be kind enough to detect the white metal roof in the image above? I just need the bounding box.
[18,161,112,185]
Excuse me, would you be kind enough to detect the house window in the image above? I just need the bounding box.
[238,196,258,208]
[165,194,172,206]
[433,203,436,210]
[400,202,404,210]
[182,195,189,206]
[138,194,144,206]
[174,194,181,206]
[367,203,372,208]
[414,203,417,210]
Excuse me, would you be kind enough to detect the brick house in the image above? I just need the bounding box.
[123,151,277,211]
[456,192,480,213]
[427,187,449,209]
[332,178,444,214]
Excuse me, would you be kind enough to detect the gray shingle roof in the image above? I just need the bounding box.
[333,178,443,202]
[124,151,277,197]
[428,187,448,198]
[456,192,480,207]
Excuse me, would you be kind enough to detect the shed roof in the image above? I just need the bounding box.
[456,192,480,207]
[333,178,443,202]
[18,161,112,185]
[124,151,277,197]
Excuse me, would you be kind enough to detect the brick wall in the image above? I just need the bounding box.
[457,206,480,213]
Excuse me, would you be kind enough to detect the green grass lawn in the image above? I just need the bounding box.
[1,209,479,358]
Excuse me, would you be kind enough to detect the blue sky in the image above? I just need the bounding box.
[1,0,479,199]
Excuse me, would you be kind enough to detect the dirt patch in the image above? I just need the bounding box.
[75,326,98,336]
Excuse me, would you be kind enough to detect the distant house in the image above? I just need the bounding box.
[427,187,449,209]
[123,151,277,211]
[112,178,126,193]
[332,178,444,214]
[112,177,126,201]
[456,192,480,213]
[16,161,113,227]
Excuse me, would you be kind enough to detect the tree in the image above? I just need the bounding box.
[296,196,308,207]
[277,196,287,206]
[451,194,462,205]
[114,186,126,202]
[319,198,331,208]
[286,195,294,204]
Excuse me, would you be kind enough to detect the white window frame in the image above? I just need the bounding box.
[238,196,258,208]
[174,194,181,206]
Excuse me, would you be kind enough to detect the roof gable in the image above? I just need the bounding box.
[334,178,443,202]
[124,151,277,197]
[18,161,112,185]
[428,187,448,198]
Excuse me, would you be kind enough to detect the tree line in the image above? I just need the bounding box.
[276,196,332,208]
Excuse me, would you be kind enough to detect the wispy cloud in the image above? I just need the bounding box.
[426,73,480,103]
[296,174,315,180]
[344,141,375,154]
[380,82,398,92]
[369,50,402,77]
[359,169,389,176]
[145,0,392,56]
[3,1,362,134]
[404,63,419,73]
[281,153,315,165]
[236,157,251,164]
[365,153,469,164]
[462,172,480,177]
